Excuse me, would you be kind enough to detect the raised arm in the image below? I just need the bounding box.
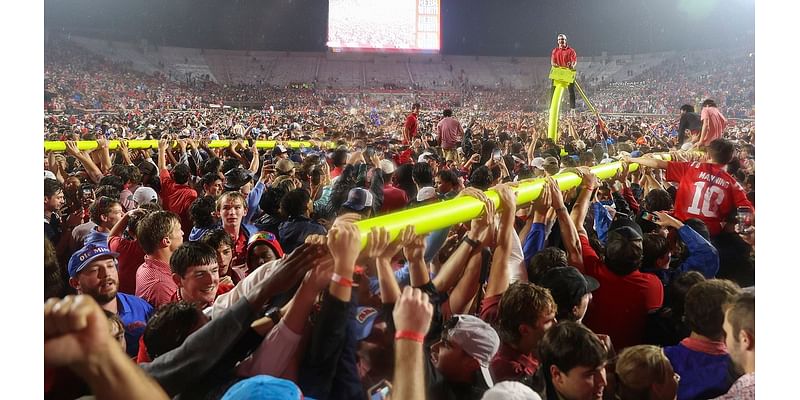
[65,141,103,184]
[95,137,113,174]
[628,156,668,170]
[570,168,598,237]
[372,227,404,304]
[431,187,495,293]
[548,176,583,268]
[485,184,517,298]
[247,140,260,175]
[654,211,719,278]
[401,226,431,288]
[392,286,433,400]
[157,136,169,172]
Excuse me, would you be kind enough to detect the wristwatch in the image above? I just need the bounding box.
[264,307,282,326]
[462,236,480,249]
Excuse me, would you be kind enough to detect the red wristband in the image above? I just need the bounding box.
[395,330,425,343]
[330,273,353,287]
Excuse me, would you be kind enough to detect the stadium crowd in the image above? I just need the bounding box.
[45,40,755,400]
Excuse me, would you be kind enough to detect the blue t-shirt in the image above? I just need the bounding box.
[117,292,154,357]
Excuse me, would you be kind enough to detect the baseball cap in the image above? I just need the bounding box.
[224,167,253,191]
[379,159,396,174]
[342,187,374,211]
[272,145,289,156]
[275,158,295,174]
[543,156,560,175]
[68,244,119,278]
[481,381,542,400]
[132,186,158,206]
[354,306,381,341]
[530,157,545,170]
[418,152,440,163]
[44,170,57,180]
[417,186,437,202]
[221,375,315,400]
[247,231,284,260]
[609,215,644,238]
[537,266,600,314]
[445,314,501,388]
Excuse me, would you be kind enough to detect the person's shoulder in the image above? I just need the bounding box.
[118,292,154,309]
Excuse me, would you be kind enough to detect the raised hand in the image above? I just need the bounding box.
[493,183,517,217]
[45,295,111,368]
[546,176,566,210]
[460,187,496,245]
[401,225,427,263]
[359,226,390,265]
[393,286,433,335]
[65,141,80,157]
[327,220,362,269]
[531,180,552,216]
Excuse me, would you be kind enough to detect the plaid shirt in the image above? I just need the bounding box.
[713,372,754,400]
[135,255,177,308]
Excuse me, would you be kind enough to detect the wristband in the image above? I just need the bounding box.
[462,236,480,249]
[331,273,353,288]
[395,330,425,343]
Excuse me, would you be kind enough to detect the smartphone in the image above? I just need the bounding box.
[492,149,502,161]
[735,206,754,234]
[368,380,392,400]
[641,211,659,223]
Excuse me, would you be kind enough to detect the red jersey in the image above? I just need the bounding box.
[551,46,577,68]
[666,161,753,236]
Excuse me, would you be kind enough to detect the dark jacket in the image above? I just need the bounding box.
[278,215,327,254]
[141,298,261,399]
[298,291,360,400]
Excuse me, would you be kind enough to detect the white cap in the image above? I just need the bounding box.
[379,159,396,174]
[133,186,158,206]
[446,314,501,388]
[530,157,545,170]
[416,186,437,202]
[44,170,57,180]
[481,381,542,400]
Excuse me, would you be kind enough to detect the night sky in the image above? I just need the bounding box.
[45,0,755,56]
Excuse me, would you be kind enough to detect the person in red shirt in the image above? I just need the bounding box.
[551,33,577,109]
[157,137,198,240]
[403,102,421,145]
[107,205,158,294]
[378,159,409,213]
[628,138,753,236]
[571,168,664,350]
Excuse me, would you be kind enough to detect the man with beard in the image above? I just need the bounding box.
[68,243,154,357]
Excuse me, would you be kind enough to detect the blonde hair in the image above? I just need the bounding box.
[615,345,671,399]
[216,191,247,211]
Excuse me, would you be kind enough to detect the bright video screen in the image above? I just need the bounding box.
[327,0,440,52]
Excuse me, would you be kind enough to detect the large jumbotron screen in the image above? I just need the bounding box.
[327,0,440,53]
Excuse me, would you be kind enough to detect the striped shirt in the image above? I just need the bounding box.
[135,255,177,308]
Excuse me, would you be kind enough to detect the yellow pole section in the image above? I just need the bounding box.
[43,140,336,152]
[354,153,676,248]
[547,66,577,142]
